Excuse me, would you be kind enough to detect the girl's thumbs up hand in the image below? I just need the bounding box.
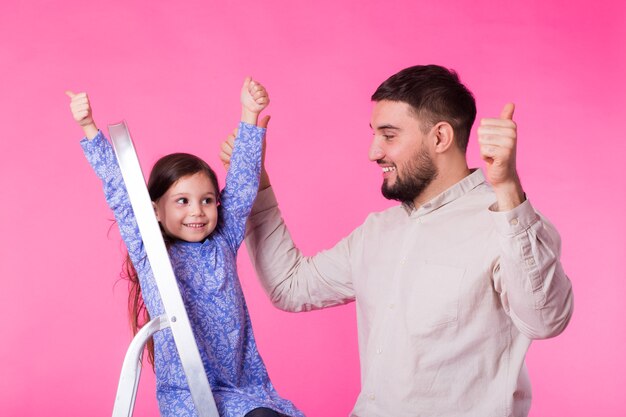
[66,91,93,126]
[66,91,98,139]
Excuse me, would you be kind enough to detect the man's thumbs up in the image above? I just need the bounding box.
[478,102,524,210]
[478,103,518,184]
[258,115,271,129]
[500,103,515,120]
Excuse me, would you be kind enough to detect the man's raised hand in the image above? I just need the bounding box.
[478,103,524,210]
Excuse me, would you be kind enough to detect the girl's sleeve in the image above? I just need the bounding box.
[219,121,265,251]
[81,132,159,299]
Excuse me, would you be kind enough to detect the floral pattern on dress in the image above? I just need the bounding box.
[82,122,304,417]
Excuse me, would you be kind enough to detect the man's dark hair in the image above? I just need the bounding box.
[371,65,477,152]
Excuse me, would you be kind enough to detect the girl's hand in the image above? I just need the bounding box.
[66,90,98,139]
[240,77,269,125]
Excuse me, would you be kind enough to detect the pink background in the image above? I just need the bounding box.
[1,0,625,416]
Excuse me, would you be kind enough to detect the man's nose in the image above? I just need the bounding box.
[369,140,384,162]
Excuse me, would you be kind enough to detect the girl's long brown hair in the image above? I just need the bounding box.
[123,153,219,368]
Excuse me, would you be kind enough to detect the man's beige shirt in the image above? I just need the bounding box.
[245,170,573,417]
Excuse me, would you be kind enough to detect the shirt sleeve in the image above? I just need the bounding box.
[490,199,574,339]
[219,122,265,251]
[244,186,356,312]
[81,131,160,303]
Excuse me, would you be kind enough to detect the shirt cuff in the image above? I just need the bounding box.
[239,121,266,134]
[489,198,540,237]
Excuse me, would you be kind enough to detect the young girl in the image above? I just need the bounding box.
[67,79,304,417]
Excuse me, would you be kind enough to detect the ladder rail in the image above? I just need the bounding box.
[112,315,170,417]
[109,121,219,417]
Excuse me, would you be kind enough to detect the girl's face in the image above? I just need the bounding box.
[153,172,218,242]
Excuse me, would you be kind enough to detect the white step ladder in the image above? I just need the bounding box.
[108,121,220,417]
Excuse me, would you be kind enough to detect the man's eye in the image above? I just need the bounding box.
[383,134,393,140]
[176,198,188,204]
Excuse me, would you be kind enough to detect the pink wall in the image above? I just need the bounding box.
[1,0,624,416]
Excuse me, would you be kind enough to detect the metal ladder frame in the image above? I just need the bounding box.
[108,121,219,417]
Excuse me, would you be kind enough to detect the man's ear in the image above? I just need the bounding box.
[152,201,161,222]
[433,122,455,154]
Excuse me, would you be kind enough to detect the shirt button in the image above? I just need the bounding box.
[368,393,376,401]
[389,303,395,310]
[400,257,406,265]
[376,348,383,354]
[510,218,519,226]
[526,258,536,266]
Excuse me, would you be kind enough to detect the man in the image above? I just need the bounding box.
[221,65,573,417]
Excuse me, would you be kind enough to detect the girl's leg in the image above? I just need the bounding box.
[244,407,282,417]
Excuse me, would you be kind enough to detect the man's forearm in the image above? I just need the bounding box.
[245,187,356,311]
[492,200,573,339]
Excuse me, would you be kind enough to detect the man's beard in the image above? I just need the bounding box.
[381,146,438,204]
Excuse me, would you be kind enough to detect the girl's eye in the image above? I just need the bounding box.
[202,198,214,205]
[176,197,188,205]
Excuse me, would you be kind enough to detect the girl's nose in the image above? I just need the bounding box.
[190,203,204,216]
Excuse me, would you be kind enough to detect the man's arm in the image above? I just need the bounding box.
[491,201,573,339]
[245,185,357,311]
[480,104,573,338]
[220,124,356,311]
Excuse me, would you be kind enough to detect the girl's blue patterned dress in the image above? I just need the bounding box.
[82,122,304,417]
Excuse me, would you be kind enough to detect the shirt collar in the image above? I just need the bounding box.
[401,169,486,216]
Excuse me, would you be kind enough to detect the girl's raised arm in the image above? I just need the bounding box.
[219,78,269,250]
[67,91,161,312]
